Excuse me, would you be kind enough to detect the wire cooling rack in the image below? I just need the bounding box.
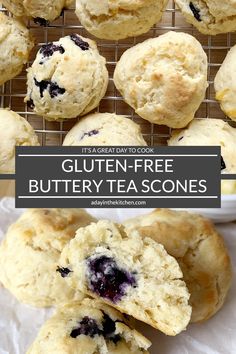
[0,1,236,146]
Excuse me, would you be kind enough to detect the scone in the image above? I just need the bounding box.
[59,220,192,336]
[175,0,236,35]
[0,109,39,174]
[215,45,236,121]
[76,0,168,40]
[168,118,236,173]
[124,209,232,323]
[25,34,108,121]
[114,31,208,128]
[63,113,147,146]
[221,180,236,194]
[27,298,151,354]
[0,12,34,86]
[2,0,73,23]
[0,208,96,307]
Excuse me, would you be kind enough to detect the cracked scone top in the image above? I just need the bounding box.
[63,113,147,146]
[215,45,236,121]
[25,34,108,120]
[0,12,34,86]
[0,109,39,174]
[27,298,151,354]
[175,0,236,35]
[114,31,208,128]
[75,0,168,40]
[0,208,96,307]
[2,0,73,23]
[124,209,232,323]
[168,118,236,174]
[59,220,192,336]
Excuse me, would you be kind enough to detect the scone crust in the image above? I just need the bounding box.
[175,0,236,35]
[25,35,108,120]
[0,12,34,86]
[59,220,191,336]
[76,0,168,40]
[2,0,71,22]
[63,112,147,146]
[124,209,232,323]
[114,31,207,128]
[168,118,236,174]
[0,109,39,173]
[0,208,96,306]
[27,298,151,354]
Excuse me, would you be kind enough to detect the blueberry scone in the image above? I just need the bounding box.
[76,0,168,40]
[0,109,39,174]
[214,45,236,121]
[124,209,232,323]
[0,12,34,86]
[25,34,108,120]
[63,113,147,146]
[114,31,207,128]
[175,0,236,35]
[27,298,151,354]
[59,220,192,336]
[2,0,73,23]
[0,208,96,307]
[168,118,236,173]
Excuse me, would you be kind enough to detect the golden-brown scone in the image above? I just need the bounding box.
[124,209,232,323]
[114,31,208,128]
[0,208,96,307]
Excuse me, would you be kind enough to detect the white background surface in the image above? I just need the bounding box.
[0,198,235,354]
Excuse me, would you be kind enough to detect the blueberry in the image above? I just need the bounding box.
[189,2,202,22]
[34,17,50,26]
[26,98,35,110]
[70,34,89,51]
[49,82,66,98]
[221,156,226,170]
[87,255,137,303]
[81,130,99,140]
[34,78,65,98]
[40,43,65,59]
[102,313,121,344]
[56,267,72,278]
[70,317,100,338]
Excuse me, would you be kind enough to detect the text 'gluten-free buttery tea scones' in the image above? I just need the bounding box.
[168,118,236,174]
[27,298,151,354]
[215,45,236,121]
[0,12,34,86]
[124,209,232,323]
[0,109,39,174]
[75,0,168,40]
[0,208,96,307]
[1,0,73,23]
[25,34,108,121]
[175,0,236,35]
[58,220,192,336]
[63,113,147,146]
[114,31,208,128]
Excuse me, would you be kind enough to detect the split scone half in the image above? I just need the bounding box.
[58,220,192,336]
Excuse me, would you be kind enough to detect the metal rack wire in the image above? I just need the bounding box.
[0,1,236,146]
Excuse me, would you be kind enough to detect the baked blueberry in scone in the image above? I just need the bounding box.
[58,220,192,336]
[26,298,151,354]
[25,34,108,121]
